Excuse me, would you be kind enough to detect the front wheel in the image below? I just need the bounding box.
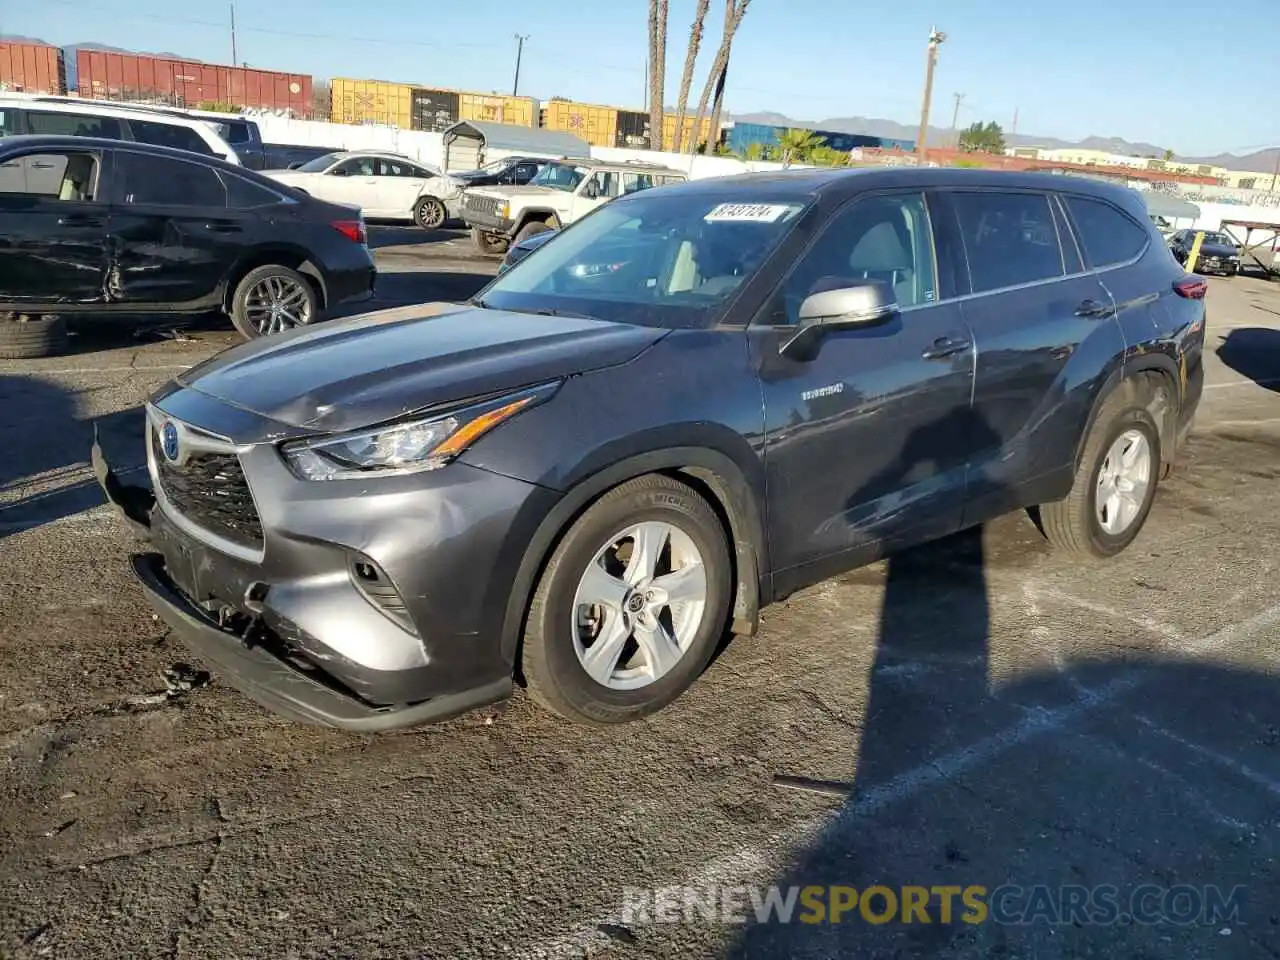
[414,196,446,230]
[521,475,733,724]
[514,220,552,244]
[229,265,319,339]
[471,227,509,256]
[1037,393,1161,558]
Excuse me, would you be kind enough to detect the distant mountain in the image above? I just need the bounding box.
[730,111,1278,173]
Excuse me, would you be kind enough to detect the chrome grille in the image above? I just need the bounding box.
[465,194,500,217]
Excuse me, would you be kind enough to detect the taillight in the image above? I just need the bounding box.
[332,220,366,245]
[1174,276,1208,299]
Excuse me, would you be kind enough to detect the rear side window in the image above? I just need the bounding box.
[952,192,1064,293]
[117,152,226,207]
[1064,196,1148,267]
[223,173,283,208]
[221,121,252,145]
[128,120,214,156]
[26,110,123,140]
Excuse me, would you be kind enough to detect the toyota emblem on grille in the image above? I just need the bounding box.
[160,421,180,462]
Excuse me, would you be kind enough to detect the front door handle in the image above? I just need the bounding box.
[203,221,242,233]
[921,336,971,360]
[58,215,104,227]
[1076,298,1114,318]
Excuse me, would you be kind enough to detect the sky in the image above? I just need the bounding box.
[10,0,1279,158]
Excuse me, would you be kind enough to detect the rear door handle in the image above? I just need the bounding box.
[1075,298,1115,318]
[204,221,242,233]
[921,336,971,360]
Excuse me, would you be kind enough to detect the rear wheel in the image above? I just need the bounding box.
[414,196,446,230]
[1038,391,1162,558]
[471,227,509,256]
[229,265,318,339]
[521,475,733,724]
[0,313,67,359]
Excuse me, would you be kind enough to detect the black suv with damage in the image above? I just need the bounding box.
[97,168,1207,731]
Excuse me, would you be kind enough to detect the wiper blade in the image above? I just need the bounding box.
[534,308,598,321]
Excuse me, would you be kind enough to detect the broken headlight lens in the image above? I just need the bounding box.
[281,382,558,481]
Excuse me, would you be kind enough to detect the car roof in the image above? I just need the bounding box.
[0,95,216,128]
[653,166,1152,215]
[0,133,253,172]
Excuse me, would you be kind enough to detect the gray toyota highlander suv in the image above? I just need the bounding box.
[96,167,1207,731]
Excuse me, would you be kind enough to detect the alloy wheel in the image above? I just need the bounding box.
[571,521,708,690]
[244,275,313,335]
[1095,428,1152,535]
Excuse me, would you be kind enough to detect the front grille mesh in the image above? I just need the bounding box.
[153,430,263,550]
[465,194,499,217]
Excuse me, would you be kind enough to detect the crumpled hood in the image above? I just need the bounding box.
[174,305,665,433]
[468,184,567,202]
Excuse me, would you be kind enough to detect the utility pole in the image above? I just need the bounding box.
[950,92,964,148]
[229,2,237,67]
[512,34,529,96]
[1011,105,1019,141]
[916,27,946,165]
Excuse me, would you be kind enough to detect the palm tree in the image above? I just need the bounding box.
[776,128,823,165]
[648,0,669,152]
[671,0,711,153]
[688,0,752,154]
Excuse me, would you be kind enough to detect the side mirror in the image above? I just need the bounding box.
[782,280,899,360]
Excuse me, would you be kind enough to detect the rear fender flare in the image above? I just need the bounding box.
[1075,352,1181,470]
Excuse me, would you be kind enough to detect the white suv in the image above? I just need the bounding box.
[460,158,688,254]
[0,96,239,164]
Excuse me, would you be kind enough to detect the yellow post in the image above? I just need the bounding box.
[1184,231,1205,273]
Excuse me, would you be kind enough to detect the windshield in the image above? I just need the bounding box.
[1201,232,1233,245]
[476,191,810,329]
[529,162,590,192]
[295,153,342,173]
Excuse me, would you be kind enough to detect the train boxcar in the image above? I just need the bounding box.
[410,87,461,132]
[330,77,413,127]
[75,50,311,114]
[0,41,66,95]
[661,112,714,152]
[457,92,536,127]
[540,100,618,149]
[615,109,650,148]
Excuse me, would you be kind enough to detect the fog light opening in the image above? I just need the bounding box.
[244,581,270,613]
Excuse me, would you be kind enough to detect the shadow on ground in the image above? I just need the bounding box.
[0,374,143,539]
[718,525,1277,958]
[365,224,468,250]
[1218,327,1280,392]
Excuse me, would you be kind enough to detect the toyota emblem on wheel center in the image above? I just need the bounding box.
[160,421,180,462]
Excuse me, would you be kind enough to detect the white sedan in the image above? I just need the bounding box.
[265,151,463,229]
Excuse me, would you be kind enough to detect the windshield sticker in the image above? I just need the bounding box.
[704,203,794,223]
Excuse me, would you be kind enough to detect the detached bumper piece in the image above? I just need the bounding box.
[130,553,512,732]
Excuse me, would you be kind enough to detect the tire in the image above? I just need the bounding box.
[414,195,446,230]
[1037,390,1162,558]
[228,265,319,340]
[514,220,552,244]
[0,313,67,359]
[521,475,733,724]
[471,226,509,256]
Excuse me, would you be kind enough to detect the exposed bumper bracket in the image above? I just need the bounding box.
[91,422,154,541]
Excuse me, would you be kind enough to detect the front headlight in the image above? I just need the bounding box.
[281,382,557,481]
[496,201,510,219]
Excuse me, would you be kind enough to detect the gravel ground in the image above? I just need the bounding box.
[2,244,1280,959]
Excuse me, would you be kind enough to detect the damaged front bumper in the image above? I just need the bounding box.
[92,431,513,732]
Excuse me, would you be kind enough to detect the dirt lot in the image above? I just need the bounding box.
[3,246,1280,959]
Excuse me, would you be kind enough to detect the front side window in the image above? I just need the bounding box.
[952,191,1064,293]
[529,162,589,192]
[1064,196,1148,268]
[26,110,123,140]
[0,151,99,201]
[766,192,938,326]
[479,192,810,329]
[118,152,226,207]
[127,120,213,156]
[295,152,342,173]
